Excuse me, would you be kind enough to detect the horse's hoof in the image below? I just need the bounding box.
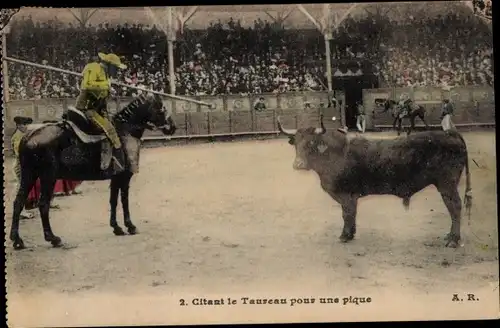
[50,236,63,248]
[445,240,459,248]
[339,234,354,243]
[113,227,126,236]
[127,226,138,235]
[13,239,25,250]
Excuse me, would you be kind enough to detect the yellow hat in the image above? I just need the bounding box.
[98,52,127,69]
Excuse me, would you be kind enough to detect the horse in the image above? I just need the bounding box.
[9,93,177,250]
[378,99,429,136]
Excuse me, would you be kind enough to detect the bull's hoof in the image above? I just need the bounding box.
[339,234,354,243]
[445,234,460,248]
[113,227,126,236]
[13,239,25,250]
[50,236,63,248]
[127,225,138,235]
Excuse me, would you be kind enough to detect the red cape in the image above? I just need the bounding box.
[26,180,82,209]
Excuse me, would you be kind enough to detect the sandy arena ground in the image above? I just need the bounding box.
[4,131,499,325]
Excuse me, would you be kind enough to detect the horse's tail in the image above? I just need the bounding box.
[419,104,426,114]
[18,134,40,172]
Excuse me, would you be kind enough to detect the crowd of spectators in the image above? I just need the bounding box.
[377,12,494,88]
[472,0,492,19]
[6,7,493,100]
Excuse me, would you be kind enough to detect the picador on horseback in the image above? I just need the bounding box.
[9,52,178,250]
[376,94,429,136]
[398,93,412,119]
[75,52,127,170]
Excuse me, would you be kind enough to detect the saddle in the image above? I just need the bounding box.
[61,107,124,173]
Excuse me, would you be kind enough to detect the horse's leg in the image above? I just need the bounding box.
[109,175,125,236]
[397,118,402,136]
[39,169,62,247]
[408,115,416,136]
[10,170,38,250]
[420,111,429,129]
[120,172,138,235]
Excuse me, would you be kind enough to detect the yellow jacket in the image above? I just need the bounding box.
[80,62,110,99]
[11,129,25,158]
[11,129,25,179]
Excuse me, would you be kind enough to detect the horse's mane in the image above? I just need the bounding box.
[113,93,161,123]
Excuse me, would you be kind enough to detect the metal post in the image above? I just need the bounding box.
[2,27,10,103]
[323,3,333,93]
[324,33,333,92]
[167,7,176,95]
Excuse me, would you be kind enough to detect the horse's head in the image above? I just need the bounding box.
[119,93,176,136]
[374,98,390,113]
[144,94,177,135]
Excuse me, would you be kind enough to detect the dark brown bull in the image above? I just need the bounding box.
[277,115,472,248]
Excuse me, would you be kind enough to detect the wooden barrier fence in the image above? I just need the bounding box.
[2,87,495,152]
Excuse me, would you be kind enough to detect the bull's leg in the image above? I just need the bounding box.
[39,172,62,247]
[10,171,37,250]
[339,199,358,242]
[109,175,125,236]
[120,172,137,235]
[438,187,462,248]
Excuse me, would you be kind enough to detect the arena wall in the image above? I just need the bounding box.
[2,91,344,152]
[2,86,495,152]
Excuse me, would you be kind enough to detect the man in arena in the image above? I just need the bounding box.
[441,98,456,131]
[253,97,266,111]
[75,52,127,170]
[355,100,366,133]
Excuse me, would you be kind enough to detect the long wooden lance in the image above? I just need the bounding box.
[3,56,214,108]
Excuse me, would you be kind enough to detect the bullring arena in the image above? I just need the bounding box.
[4,130,499,325]
[2,3,498,326]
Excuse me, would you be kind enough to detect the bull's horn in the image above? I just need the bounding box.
[315,114,326,134]
[276,116,297,136]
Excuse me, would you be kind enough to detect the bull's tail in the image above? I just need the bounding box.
[462,137,473,226]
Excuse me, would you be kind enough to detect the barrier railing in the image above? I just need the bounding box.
[3,86,494,151]
[2,92,344,151]
[3,91,342,126]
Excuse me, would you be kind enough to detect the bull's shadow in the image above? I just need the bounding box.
[10,94,177,250]
[277,114,472,248]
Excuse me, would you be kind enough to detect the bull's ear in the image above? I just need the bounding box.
[288,136,295,145]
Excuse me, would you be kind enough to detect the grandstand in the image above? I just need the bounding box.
[3,2,494,129]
